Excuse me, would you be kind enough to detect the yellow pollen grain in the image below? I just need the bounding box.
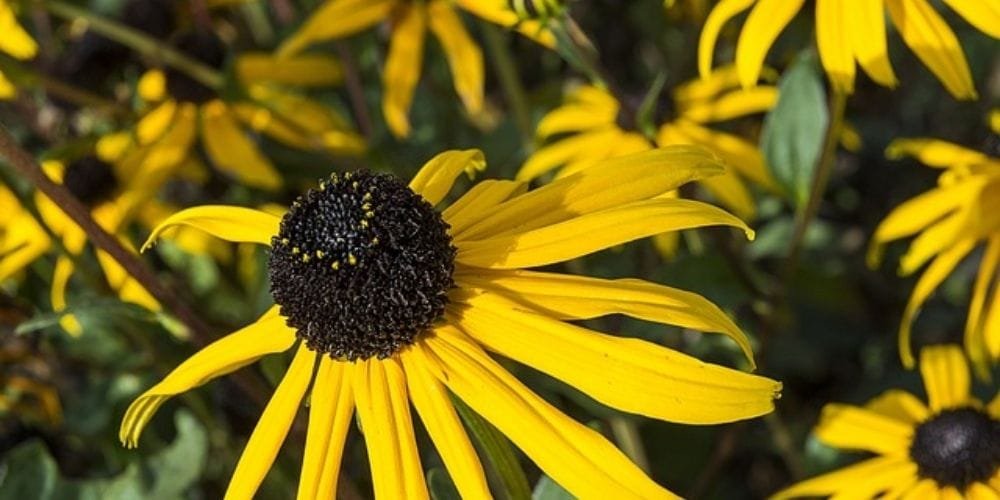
[292,247,300,255]
[331,261,340,270]
[348,253,357,265]
[360,219,369,229]
[316,250,325,259]
[302,254,311,262]
[280,238,289,245]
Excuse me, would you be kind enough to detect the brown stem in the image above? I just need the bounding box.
[336,41,373,140]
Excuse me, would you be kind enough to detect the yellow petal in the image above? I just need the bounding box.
[460,146,726,241]
[0,0,37,59]
[681,87,778,123]
[456,198,752,269]
[237,52,343,87]
[225,345,315,500]
[898,209,971,275]
[535,99,617,138]
[119,308,293,447]
[919,344,971,411]
[455,268,756,365]
[735,0,805,87]
[353,358,428,500]
[865,389,930,424]
[451,293,777,423]
[517,127,626,181]
[201,102,282,190]
[297,358,354,500]
[443,180,527,237]
[382,5,426,138]
[400,348,490,500]
[234,87,364,156]
[50,257,82,336]
[142,205,281,251]
[886,138,990,167]
[815,0,856,93]
[696,168,757,221]
[668,121,779,191]
[898,238,976,368]
[428,1,484,115]
[901,479,940,500]
[138,69,167,102]
[455,0,556,47]
[771,456,917,500]
[697,0,756,78]
[846,0,898,87]
[276,0,394,58]
[968,483,1000,500]
[885,0,977,99]
[96,250,160,312]
[0,224,51,283]
[136,99,177,145]
[966,235,1000,378]
[869,178,981,252]
[409,149,486,207]
[96,132,134,162]
[134,102,198,174]
[0,70,14,99]
[419,327,678,499]
[814,404,914,455]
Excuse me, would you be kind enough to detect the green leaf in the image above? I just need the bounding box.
[532,475,573,500]
[760,51,829,206]
[453,397,531,500]
[0,441,58,500]
[427,467,462,500]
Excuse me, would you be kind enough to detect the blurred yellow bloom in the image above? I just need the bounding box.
[773,345,1000,499]
[0,0,38,98]
[869,122,1000,376]
[699,0,999,98]
[107,31,364,191]
[277,0,556,138]
[122,148,780,499]
[520,67,778,255]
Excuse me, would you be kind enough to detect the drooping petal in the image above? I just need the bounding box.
[400,348,490,500]
[898,238,977,368]
[734,0,806,87]
[450,292,779,424]
[225,345,316,500]
[276,0,394,58]
[428,1,484,115]
[460,147,726,241]
[136,99,177,145]
[943,0,1000,38]
[919,344,971,411]
[456,198,752,269]
[696,167,757,221]
[886,138,990,167]
[50,257,82,336]
[133,103,198,175]
[697,0,756,78]
[418,327,677,499]
[868,178,982,256]
[236,52,343,87]
[142,205,281,251]
[517,127,626,181]
[409,149,486,207]
[119,308,293,448]
[815,0,856,93]
[966,235,1000,378]
[771,456,917,500]
[443,180,527,237]
[667,121,779,191]
[679,86,778,123]
[535,98,617,138]
[898,210,971,275]
[201,101,282,190]
[847,0,898,87]
[454,268,755,364]
[353,358,428,500]
[814,404,914,455]
[382,4,427,138]
[297,358,354,500]
[0,1,37,59]
[865,389,930,424]
[885,0,976,99]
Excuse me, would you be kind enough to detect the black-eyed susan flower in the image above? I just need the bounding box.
[107,30,364,192]
[699,0,999,98]
[123,147,781,499]
[868,124,1000,377]
[276,0,556,138]
[0,0,36,98]
[773,345,1000,499]
[0,146,182,333]
[519,68,779,254]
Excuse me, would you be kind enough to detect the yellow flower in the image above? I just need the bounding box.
[111,31,364,192]
[868,124,1000,377]
[277,0,556,138]
[0,147,183,334]
[520,68,779,255]
[0,0,37,98]
[699,0,999,99]
[122,147,781,499]
[773,345,1000,499]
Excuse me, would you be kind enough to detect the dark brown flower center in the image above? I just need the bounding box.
[63,156,118,206]
[267,171,455,360]
[164,30,226,104]
[910,407,1000,491]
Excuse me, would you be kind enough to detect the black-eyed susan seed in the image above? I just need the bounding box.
[267,170,455,360]
[909,407,1000,490]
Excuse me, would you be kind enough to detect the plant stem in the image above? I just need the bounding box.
[454,397,532,500]
[41,0,224,91]
[609,416,651,472]
[0,54,128,116]
[782,89,847,282]
[335,41,373,140]
[481,23,533,151]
